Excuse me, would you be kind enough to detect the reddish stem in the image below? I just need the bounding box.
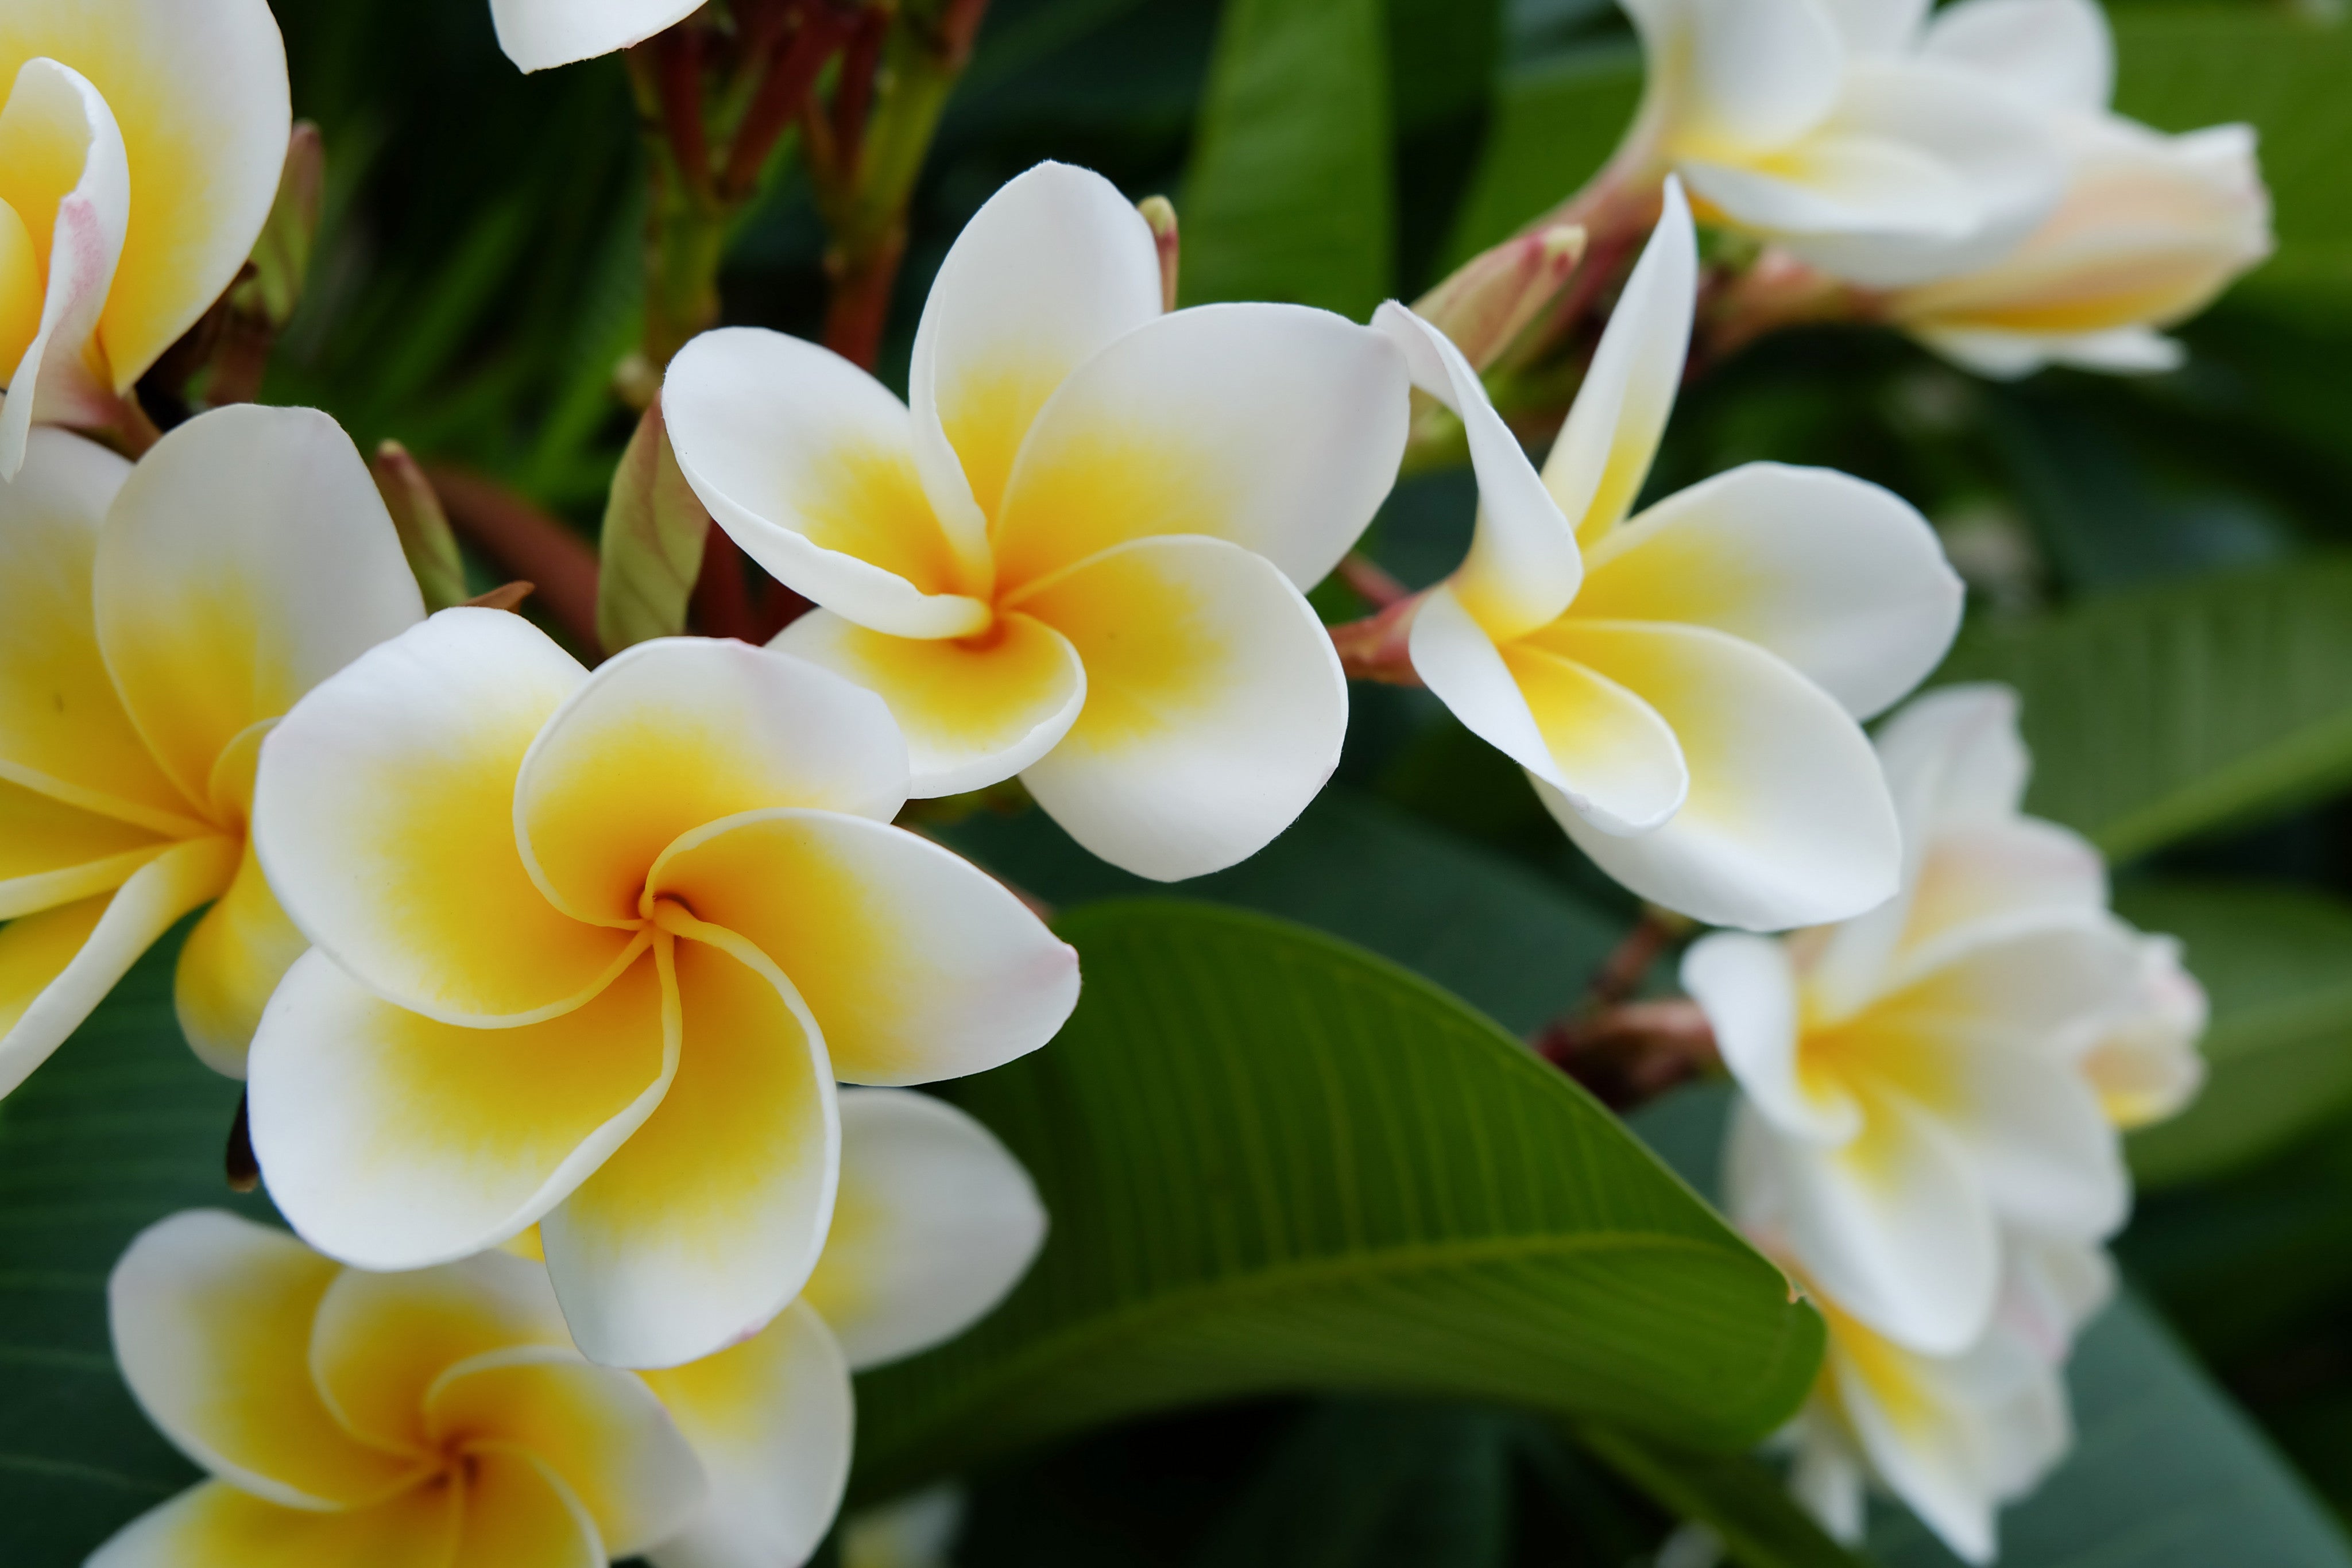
[1337,551,1409,610]
[721,3,855,202]
[1533,999,1719,1110]
[651,26,714,202]
[423,465,602,655]
[1327,591,1426,686]
[830,8,888,179]
[690,519,760,642]
[821,223,907,371]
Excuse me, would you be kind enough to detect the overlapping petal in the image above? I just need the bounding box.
[1921,0,2112,115]
[542,931,837,1368]
[648,811,1077,1086]
[1530,622,1900,931]
[0,775,166,917]
[664,327,990,638]
[109,1210,425,1509]
[639,1302,853,1568]
[97,405,424,812]
[1014,535,1347,881]
[1630,0,1844,152]
[173,842,307,1075]
[249,947,675,1272]
[988,302,1408,595]
[489,0,701,73]
[803,1089,1047,1369]
[87,1479,461,1568]
[773,609,1086,797]
[514,638,906,927]
[448,1450,603,1568]
[1684,932,1859,1144]
[253,610,637,1025]
[1571,463,1962,721]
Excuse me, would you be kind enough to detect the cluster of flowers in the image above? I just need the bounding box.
[0,0,2259,1563]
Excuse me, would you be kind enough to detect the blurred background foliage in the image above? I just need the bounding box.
[10,0,2352,1563]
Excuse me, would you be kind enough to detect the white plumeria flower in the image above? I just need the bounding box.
[1886,0,2273,377]
[0,0,291,476]
[1766,1230,2110,1564]
[246,614,1078,1370]
[2078,932,2208,1131]
[490,0,699,73]
[663,161,1409,882]
[1610,0,2064,287]
[1381,179,1961,931]
[1689,685,2177,1354]
[0,409,421,1093]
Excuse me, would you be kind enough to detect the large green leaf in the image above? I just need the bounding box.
[2118,880,2352,1189]
[1936,557,2352,861]
[1179,0,1394,316]
[1437,44,1639,270]
[2110,8,2352,304]
[850,902,1823,1500]
[0,925,274,1566]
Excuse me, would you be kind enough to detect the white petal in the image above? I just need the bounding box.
[1737,1094,1999,1354]
[0,835,235,1099]
[1649,0,1845,150]
[541,930,838,1369]
[490,0,702,72]
[250,946,675,1272]
[2081,932,2207,1129]
[1533,622,1899,931]
[1539,179,1696,547]
[1372,303,1578,638]
[97,404,424,811]
[514,637,908,927]
[803,1089,1046,1369]
[1683,932,1858,1143]
[1013,536,1347,881]
[908,160,1163,557]
[989,302,1409,594]
[646,810,1079,1086]
[1788,1427,1867,1544]
[663,327,991,639]
[1922,0,2113,114]
[0,58,127,480]
[1943,1039,2129,1241]
[1813,0,1930,55]
[87,1480,463,1568]
[772,609,1086,798]
[640,1301,854,1568]
[108,1210,423,1509]
[1575,463,1962,720]
[1872,684,2030,830]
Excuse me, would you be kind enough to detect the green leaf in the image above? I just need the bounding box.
[595,397,713,656]
[850,901,1823,1500]
[2117,880,2352,1189]
[2110,9,2352,305]
[1578,1424,1869,1568]
[1180,0,1394,316]
[1935,557,2352,861]
[1436,44,1639,272]
[1866,1292,2352,1568]
[0,924,276,1567]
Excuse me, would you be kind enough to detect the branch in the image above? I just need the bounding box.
[423,465,602,655]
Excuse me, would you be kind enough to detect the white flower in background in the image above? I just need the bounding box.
[1379,180,1962,931]
[1610,0,2065,287]
[247,614,1076,1369]
[0,0,291,475]
[0,408,420,1095]
[664,161,1408,882]
[1688,685,2201,1353]
[490,0,701,73]
[1887,0,2273,376]
[2079,932,2207,1131]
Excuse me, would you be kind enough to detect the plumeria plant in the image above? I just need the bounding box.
[2,0,2343,1566]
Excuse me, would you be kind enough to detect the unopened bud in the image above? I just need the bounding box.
[237,122,326,331]
[1410,223,1585,371]
[1138,195,1179,312]
[372,440,470,611]
[597,394,715,655]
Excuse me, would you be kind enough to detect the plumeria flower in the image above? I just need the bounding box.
[0,0,291,476]
[2078,932,2207,1131]
[490,0,698,73]
[1686,685,2196,1354]
[1380,180,1961,931]
[0,408,421,1097]
[1885,0,2273,376]
[1607,0,2064,287]
[95,1098,1044,1568]
[247,612,1077,1369]
[663,161,1408,881]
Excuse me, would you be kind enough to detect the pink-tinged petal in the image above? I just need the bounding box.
[803,1089,1046,1369]
[109,1210,425,1509]
[640,1302,853,1568]
[648,810,1077,1086]
[253,610,638,1027]
[542,929,838,1369]
[988,303,1409,594]
[0,834,235,1099]
[249,946,677,1273]
[514,638,907,928]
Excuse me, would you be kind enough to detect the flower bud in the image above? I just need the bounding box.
[371,438,470,611]
[1138,193,1179,312]
[595,393,713,654]
[1409,223,1584,371]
